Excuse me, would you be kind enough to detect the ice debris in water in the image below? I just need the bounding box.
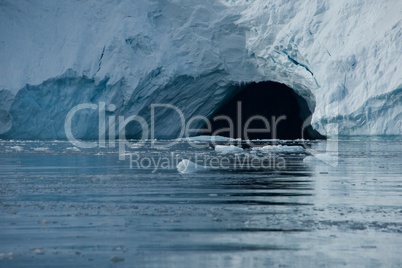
[215,145,244,154]
[252,145,305,153]
[177,159,206,174]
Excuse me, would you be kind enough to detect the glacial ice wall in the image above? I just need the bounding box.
[0,0,401,139]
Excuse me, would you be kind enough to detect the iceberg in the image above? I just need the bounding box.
[0,0,400,139]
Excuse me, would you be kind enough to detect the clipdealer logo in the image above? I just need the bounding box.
[64,101,339,168]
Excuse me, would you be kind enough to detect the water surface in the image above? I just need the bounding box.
[0,137,401,267]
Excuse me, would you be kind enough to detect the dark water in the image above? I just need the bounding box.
[0,137,402,267]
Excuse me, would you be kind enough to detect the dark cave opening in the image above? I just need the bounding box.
[207,81,325,140]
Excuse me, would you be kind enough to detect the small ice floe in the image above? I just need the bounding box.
[252,145,305,153]
[0,252,15,260]
[33,147,49,152]
[215,145,244,154]
[113,246,128,252]
[10,146,23,152]
[177,159,206,174]
[186,135,236,142]
[66,147,81,152]
[152,146,170,150]
[30,248,45,255]
[249,139,280,142]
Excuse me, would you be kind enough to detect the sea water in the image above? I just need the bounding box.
[0,137,401,267]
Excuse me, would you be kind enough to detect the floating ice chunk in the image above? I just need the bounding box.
[66,147,81,152]
[177,159,205,174]
[187,135,237,142]
[10,145,23,151]
[30,248,45,255]
[33,147,49,152]
[253,145,305,153]
[215,145,244,154]
[0,252,15,260]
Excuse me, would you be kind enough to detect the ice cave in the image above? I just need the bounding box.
[0,1,401,267]
[208,81,325,140]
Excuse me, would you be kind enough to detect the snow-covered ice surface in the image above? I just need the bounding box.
[1,137,402,266]
[0,0,401,138]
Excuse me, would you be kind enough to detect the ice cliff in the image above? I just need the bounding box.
[0,0,401,139]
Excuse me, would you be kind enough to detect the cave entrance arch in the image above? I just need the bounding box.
[207,81,325,140]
